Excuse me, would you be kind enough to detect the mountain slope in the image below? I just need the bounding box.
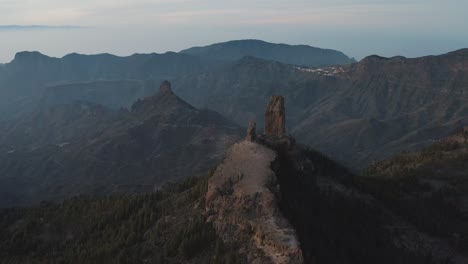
[180,39,355,66]
[40,79,159,110]
[0,82,242,207]
[294,49,468,166]
[174,50,468,168]
[358,128,468,255]
[0,173,243,264]
[174,56,345,127]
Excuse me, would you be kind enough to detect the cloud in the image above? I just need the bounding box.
[1,0,467,32]
[0,25,84,31]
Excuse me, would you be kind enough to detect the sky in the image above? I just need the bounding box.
[1,0,468,62]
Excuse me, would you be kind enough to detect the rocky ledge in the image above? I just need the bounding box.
[205,95,303,263]
[205,141,303,264]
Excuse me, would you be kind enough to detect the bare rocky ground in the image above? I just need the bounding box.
[205,141,303,264]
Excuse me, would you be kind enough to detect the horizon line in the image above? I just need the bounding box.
[0,25,89,31]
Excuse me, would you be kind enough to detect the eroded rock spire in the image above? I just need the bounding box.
[264,95,286,136]
[159,80,173,94]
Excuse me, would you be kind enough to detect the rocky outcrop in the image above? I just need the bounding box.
[258,96,295,151]
[205,142,303,264]
[246,121,257,142]
[264,96,286,136]
[206,95,303,263]
[159,80,173,94]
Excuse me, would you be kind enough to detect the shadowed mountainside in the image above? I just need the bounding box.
[357,128,468,254]
[0,82,242,207]
[40,79,160,110]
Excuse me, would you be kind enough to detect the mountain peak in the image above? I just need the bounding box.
[244,94,295,151]
[159,80,173,94]
[131,81,197,118]
[181,39,355,67]
[13,51,51,63]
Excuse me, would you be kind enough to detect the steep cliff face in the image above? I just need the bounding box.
[205,141,303,264]
[271,144,468,264]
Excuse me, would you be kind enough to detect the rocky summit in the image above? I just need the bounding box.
[206,141,303,264]
[206,97,303,263]
[159,80,173,94]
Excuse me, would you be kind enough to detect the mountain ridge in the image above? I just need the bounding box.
[174,48,468,168]
[0,50,221,120]
[180,39,356,66]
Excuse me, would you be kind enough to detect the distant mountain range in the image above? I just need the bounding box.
[0,40,354,121]
[0,51,219,120]
[180,39,355,66]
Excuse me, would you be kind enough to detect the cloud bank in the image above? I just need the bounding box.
[0,25,83,31]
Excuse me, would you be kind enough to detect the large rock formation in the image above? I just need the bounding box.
[264,95,286,136]
[205,142,303,264]
[206,95,303,263]
[206,94,468,264]
[258,95,295,151]
[159,80,173,94]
